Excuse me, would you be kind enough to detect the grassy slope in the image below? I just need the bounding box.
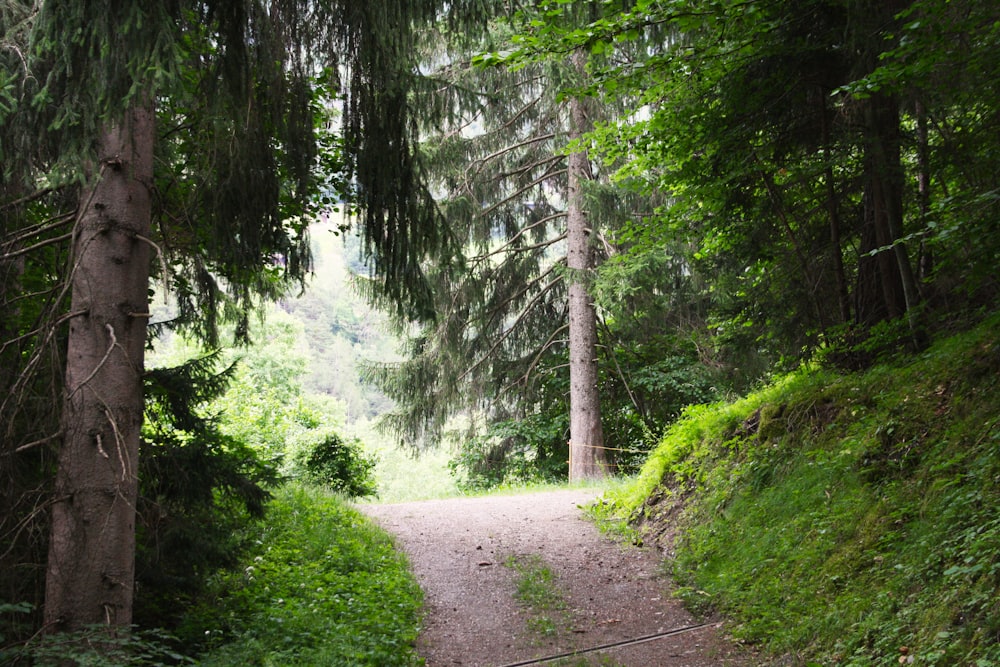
[188,485,423,667]
[599,315,1000,666]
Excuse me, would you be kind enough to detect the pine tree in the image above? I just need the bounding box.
[369,6,632,483]
[537,0,1000,367]
[2,0,466,639]
[565,50,608,480]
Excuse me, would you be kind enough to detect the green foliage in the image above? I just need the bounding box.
[513,0,1000,376]
[373,3,658,487]
[204,315,318,462]
[2,0,474,653]
[350,416,459,503]
[153,311,351,469]
[600,314,1000,664]
[283,221,399,421]
[0,601,33,650]
[138,354,280,631]
[297,433,378,498]
[598,335,722,474]
[187,485,423,666]
[1,623,194,666]
[449,413,569,491]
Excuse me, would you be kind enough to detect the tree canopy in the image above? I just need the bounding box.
[0,0,485,643]
[372,0,999,486]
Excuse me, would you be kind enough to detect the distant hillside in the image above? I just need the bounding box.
[281,220,458,501]
[600,313,1000,665]
[280,220,398,422]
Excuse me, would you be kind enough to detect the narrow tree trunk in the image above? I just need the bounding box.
[818,91,851,324]
[0,252,25,408]
[915,99,934,288]
[853,0,926,349]
[855,188,899,329]
[566,52,607,482]
[44,104,154,633]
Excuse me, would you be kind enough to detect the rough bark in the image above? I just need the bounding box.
[0,252,25,407]
[862,92,927,349]
[852,0,927,349]
[44,105,154,632]
[855,185,901,329]
[566,52,608,482]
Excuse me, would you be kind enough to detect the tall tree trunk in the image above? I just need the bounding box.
[863,91,927,349]
[0,244,25,415]
[566,52,607,482]
[44,104,154,633]
[855,184,903,329]
[852,0,927,349]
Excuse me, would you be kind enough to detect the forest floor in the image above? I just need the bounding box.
[362,488,756,667]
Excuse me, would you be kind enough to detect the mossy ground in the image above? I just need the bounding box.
[597,314,1000,666]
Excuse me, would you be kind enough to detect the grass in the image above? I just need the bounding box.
[501,553,633,666]
[506,553,566,612]
[597,313,1000,665]
[504,553,568,640]
[184,484,423,666]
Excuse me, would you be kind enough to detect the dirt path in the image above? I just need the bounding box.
[361,489,754,667]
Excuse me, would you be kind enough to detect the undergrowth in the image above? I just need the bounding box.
[597,313,1000,665]
[186,484,423,666]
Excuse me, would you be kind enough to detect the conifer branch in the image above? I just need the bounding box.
[0,231,74,261]
[472,231,567,262]
[483,211,567,255]
[474,132,556,168]
[478,168,568,219]
[502,322,570,397]
[68,324,117,398]
[477,261,562,318]
[0,187,56,212]
[13,431,63,454]
[0,211,74,248]
[458,274,563,383]
[499,93,546,132]
[135,233,170,302]
[0,284,63,310]
[496,153,564,180]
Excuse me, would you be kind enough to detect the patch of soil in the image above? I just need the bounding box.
[362,489,755,666]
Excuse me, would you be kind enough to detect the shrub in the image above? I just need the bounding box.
[298,433,378,498]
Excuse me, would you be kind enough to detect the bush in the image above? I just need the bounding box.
[298,433,378,498]
[0,622,194,666]
[448,413,568,492]
[136,357,279,632]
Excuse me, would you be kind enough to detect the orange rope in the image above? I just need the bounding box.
[566,440,648,454]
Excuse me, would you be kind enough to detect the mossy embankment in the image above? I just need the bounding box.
[598,315,1000,666]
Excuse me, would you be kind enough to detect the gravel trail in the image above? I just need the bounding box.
[362,489,753,666]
